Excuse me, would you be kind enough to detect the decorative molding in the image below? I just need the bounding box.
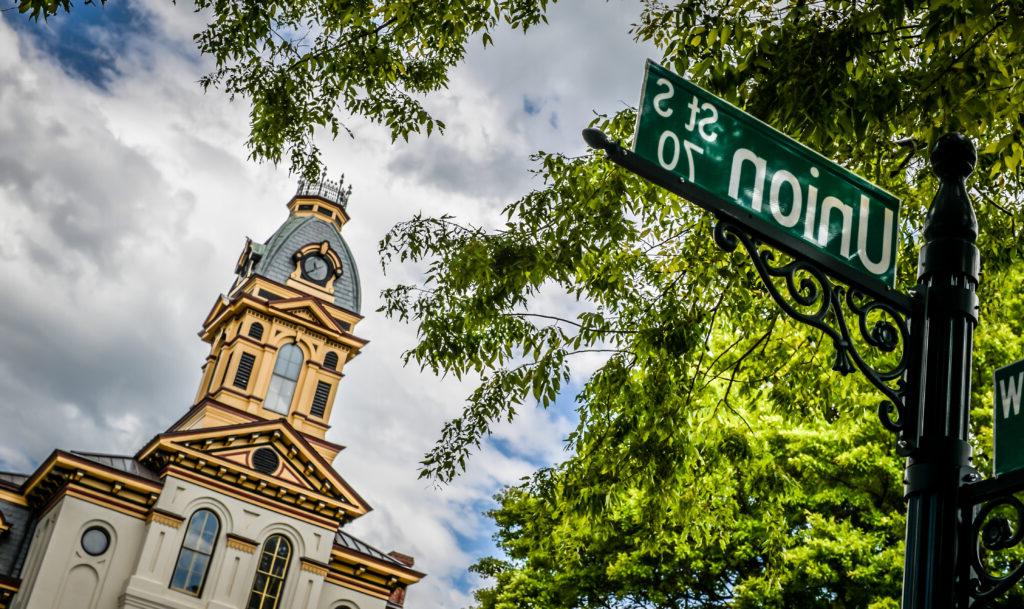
[21,454,159,526]
[324,570,391,600]
[300,557,330,577]
[146,509,184,529]
[0,489,27,507]
[0,577,17,609]
[63,485,149,520]
[226,533,259,554]
[138,421,369,518]
[331,546,425,583]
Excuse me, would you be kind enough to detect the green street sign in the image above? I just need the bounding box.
[633,60,901,290]
[994,358,1024,477]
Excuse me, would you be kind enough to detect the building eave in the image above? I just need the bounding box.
[331,545,426,583]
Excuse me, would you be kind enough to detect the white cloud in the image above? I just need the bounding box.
[0,1,656,606]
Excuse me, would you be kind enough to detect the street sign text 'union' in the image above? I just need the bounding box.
[634,61,901,289]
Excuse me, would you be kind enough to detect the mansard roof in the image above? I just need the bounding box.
[251,214,362,313]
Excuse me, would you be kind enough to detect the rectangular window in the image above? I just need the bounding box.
[233,353,257,390]
[310,381,332,418]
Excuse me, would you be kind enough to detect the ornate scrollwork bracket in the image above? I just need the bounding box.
[579,127,917,453]
[959,470,1024,607]
[712,215,915,451]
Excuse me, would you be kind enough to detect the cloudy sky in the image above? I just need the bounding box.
[0,2,656,606]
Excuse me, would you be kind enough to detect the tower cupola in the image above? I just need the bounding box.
[178,177,368,462]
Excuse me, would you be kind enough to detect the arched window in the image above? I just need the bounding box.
[248,322,264,340]
[323,351,338,370]
[265,344,303,414]
[170,509,219,596]
[247,535,292,609]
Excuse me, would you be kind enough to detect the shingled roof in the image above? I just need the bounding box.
[70,452,161,483]
[334,530,407,567]
[251,215,362,313]
[0,497,33,581]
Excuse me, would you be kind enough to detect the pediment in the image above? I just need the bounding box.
[136,420,370,521]
[208,442,324,491]
[272,298,340,332]
[200,296,231,332]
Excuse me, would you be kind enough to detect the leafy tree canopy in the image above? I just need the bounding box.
[14,0,552,180]
[19,0,1024,605]
[376,0,1024,606]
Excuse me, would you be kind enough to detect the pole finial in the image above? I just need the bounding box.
[582,128,612,152]
[921,132,979,269]
[930,132,976,182]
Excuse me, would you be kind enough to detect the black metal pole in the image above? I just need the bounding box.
[902,133,980,609]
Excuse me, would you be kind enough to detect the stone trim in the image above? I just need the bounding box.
[146,509,185,529]
[300,557,330,577]
[226,533,259,554]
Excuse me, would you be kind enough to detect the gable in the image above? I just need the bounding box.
[272,298,340,332]
[136,420,371,525]
[210,443,318,490]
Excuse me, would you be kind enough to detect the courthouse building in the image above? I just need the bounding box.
[0,178,425,609]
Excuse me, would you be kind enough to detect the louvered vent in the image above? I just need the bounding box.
[310,381,332,418]
[252,447,280,475]
[233,352,257,389]
[248,322,264,340]
[323,351,339,370]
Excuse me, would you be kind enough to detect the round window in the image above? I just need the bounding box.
[252,447,280,475]
[81,526,110,556]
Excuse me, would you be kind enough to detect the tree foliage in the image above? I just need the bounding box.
[19,0,1024,605]
[14,0,552,181]
[376,0,1024,607]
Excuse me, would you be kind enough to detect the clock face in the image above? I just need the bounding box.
[302,254,330,282]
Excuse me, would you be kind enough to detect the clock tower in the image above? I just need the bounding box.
[0,176,424,609]
[178,176,366,463]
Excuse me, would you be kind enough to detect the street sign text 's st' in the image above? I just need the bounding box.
[633,60,901,290]
[994,358,1024,476]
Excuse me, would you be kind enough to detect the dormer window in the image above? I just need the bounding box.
[265,344,303,414]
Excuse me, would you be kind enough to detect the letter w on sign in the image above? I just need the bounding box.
[632,60,902,293]
[994,358,1024,476]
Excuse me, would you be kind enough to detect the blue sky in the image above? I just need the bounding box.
[7,2,148,87]
[0,2,655,605]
